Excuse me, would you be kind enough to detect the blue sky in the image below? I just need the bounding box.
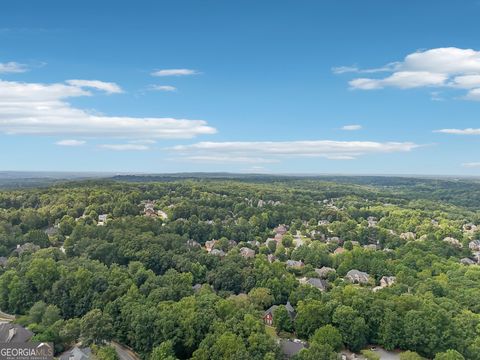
[1,0,480,175]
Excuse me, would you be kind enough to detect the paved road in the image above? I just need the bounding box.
[0,310,15,323]
[375,349,401,360]
[111,342,140,360]
[341,348,402,360]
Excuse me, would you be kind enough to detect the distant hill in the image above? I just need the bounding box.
[0,171,111,188]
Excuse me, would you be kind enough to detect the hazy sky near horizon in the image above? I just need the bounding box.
[1,0,480,174]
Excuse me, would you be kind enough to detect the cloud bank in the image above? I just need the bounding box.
[150,85,177,92]
[99,144,150,151]
[0,79,217,139]
[337,47,480,100]
[151,69,198,77]
[0,61,28,73]
[66,79,123,94]
[341,124,362,131]
[434,128,480,135]
[56,139,86,146]
[171,140,419,163]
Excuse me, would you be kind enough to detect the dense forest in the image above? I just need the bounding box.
[0,176,479,360]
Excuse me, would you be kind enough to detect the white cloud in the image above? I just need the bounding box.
[0,79,217,138]
[434,128,480,135]
[150,85,177,92]
[339,47,480,100]
[332,62,399,74]
[402,47,480,73]
[171,140,420,163]
[465,88,480,101]
[430,91,444,101]
[462,162,480,168]
[341,124,362,131]
[332,66,361,74]
[128,139,156,144]
[151,69,198,77]
[182,155,279,164]
[99,144,150,151]
[349,71,447,90]
[55,139,86,146]
[450,75,480,89]
[66,79,123,94]
[0,61,28,73]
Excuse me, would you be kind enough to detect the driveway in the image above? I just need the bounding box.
[111,341,141,360]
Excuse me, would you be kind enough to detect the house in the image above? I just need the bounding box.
[210,249,226,257]
[380,276,396,287]
[44,226,58,237]
[267,254,276,263]
[315,267,336,278]
[310,230,325,240]
[345,269,370,284]
[157,210,168,220]
[286,260,304,269]
[280,339,306,359]
[263,301,296,326]
[59,347,92,360]
[285,301,296,318]
[469,240,480,251]
[266,238,276,246]
[205,240,218,253]
[13,243,40,256]
[367,216,378,227]
[144,200,155,209]
[318,220,330,226]
[363,244,378,251]
[274,225,288,235]
[306,278,328,291]
[274,233,284,242]
[463,223,477,234]
[97,214,108,226]
[263,306,276,325]
[247,240,260,247]
[294,233,304,248]
[144,201,156,217]
[334,247,345,255]
[443,237,463,248]
[0,324,33,343]
[186,239,201,248]
[400,232,416,240]
[460,257,476,265]
[240,247,255,258]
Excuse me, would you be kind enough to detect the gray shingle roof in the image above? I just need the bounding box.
[0,324,33,343]
[59,347,92,360]
[280,339,306,358]
[345,269,370,283]
[264,302,296,319]
[306,278,327,291]
[314,267,335,278]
